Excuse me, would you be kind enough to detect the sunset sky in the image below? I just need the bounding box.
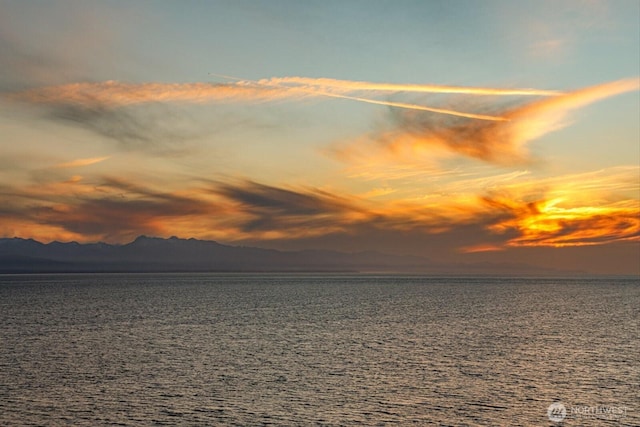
[1,0,638,274]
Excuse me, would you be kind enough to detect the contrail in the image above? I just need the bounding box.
[355,76,640,165]
[251,76,563,97]
[299,89,508,121]
[211,74,508,121]
[7,81,293,107]
[9,73,574,123]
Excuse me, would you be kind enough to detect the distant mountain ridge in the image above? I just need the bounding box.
[0,236,430,273]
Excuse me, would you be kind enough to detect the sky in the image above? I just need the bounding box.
[0,0,638,274]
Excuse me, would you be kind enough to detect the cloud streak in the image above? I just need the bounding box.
[334,77,640,165]
[1,74,574,148]
[54,156,110,169]
[277,88,509,121]
[1,75,637,251]
[484,196,640,248]
[4,82,270,150]
[0,176,221,243]
[218,73,557,121]
[246,76,564,97]
[6,75,560,125]
[2,167,636,251]
[6,81,292,107]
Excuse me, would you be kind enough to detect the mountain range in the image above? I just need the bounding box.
[0,235,584,275]
[0,236,432,273]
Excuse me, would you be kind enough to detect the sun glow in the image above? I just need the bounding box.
[489,197,640,247]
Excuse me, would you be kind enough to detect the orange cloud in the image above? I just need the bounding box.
[343,165,640,250]
[63,175,83,184]
[0,176,224,243]
[2,159,637,253]
[458,244,504,253]
[6,76,635,156]
[333,77,640,165]
[54,156,110,168]
[222,74,544,121]
[504,77,640,145]
[486,196,640,247]
[3,75,577,144]
[0,172,489,245]
[6,81,294,108]
[248,76,563,96]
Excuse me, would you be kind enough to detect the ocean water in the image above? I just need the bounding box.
[0,274,638,426]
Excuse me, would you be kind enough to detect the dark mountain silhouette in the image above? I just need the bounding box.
[0,236,585,275]
[0,236,431,273]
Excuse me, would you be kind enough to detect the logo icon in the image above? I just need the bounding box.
[548,402,567,422]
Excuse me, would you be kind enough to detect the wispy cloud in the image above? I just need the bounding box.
[209,173,640,250]
[6,81,293,107]
[54,156,110,169]
[3,80,303,149]
[284,89,508,121]
[1,74,637,250]
[6,76,554,123]
[0,176,221,242]
[484,195,639,248]
[4,74,561,129]
[460,166,640,249]
[209,180,371,240]
[333,77,640,165]
[247,75,563,96]
[0,166,637,250]
[48,102,210,151]
[2,74,588,150]
[218,74,561,121]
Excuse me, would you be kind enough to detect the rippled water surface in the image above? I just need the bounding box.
[1,274,638,426]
